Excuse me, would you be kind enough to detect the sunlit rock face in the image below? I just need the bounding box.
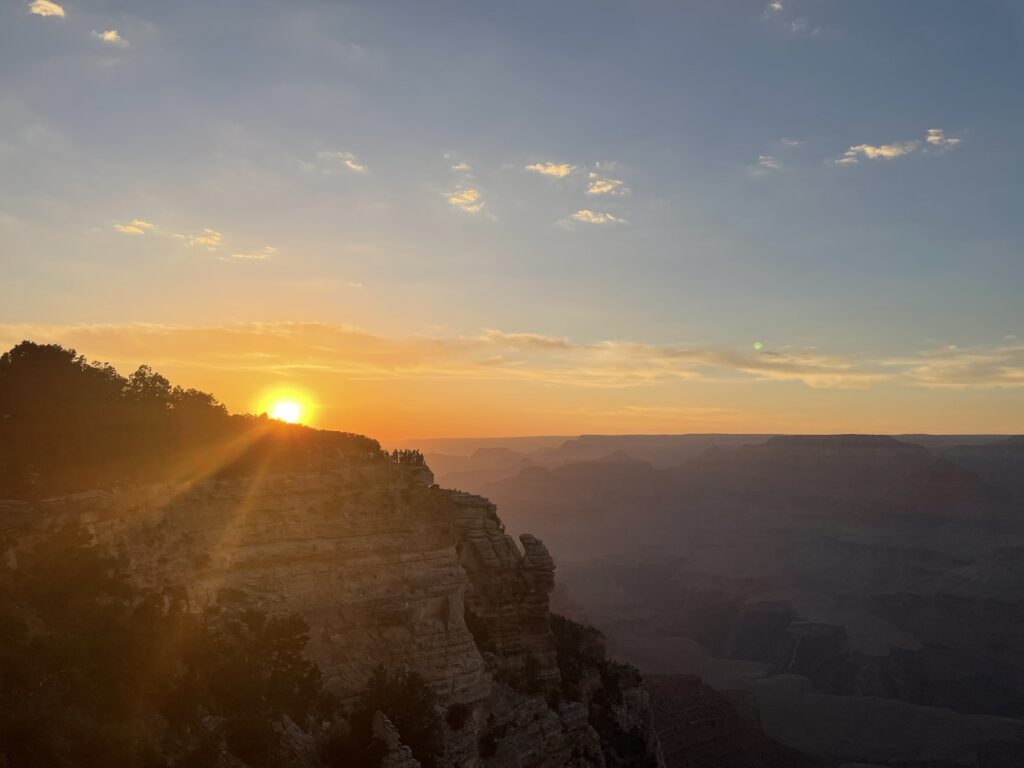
[1,460,660,768]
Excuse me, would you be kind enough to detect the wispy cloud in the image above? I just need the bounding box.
[448,187,484,214]
[835,129,961,165]
[28,0,64,18]
[186,228,223,251]
[836,141,918,165]
[481,329,573,351]
[315,151,369,174]
[114,219,155,235]
[526,161,576,178]
[890,342,1024,388]
[749,138,804,176]
[925,128,961,151]
[762,3,821,36]
[571,209,625,225]
[788,18,820,35]
[114,223,147,235]
[230,245,277,261]
[92,29,128,46]
[3,321,1019,393]
[586,174,628,196]
[110,219,273,261]
[750,154,784,175]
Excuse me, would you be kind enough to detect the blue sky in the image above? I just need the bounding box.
[2,0,1023,437]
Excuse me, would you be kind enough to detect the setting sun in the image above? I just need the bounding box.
[269,400,303,424]
[256,388,315,425]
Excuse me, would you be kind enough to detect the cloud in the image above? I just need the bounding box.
[316,151,368,174]
[114,223,146,235]
[835,129,961,165]
[92,29,128,46]
[525,162,576,178]
[481,329,573,351]
[230,246,277,261]
[187,229,223,251]
[763,3,820,35]
[571,210,625,225]
[788,18,820,35]
[2,321,1023,396]
[835,141,919,165]
[28,0,64,17]
[450,161,471,172]
[750,155,784,175]
[448,187,484,213]
[890,342,1024,388]
[779,138,803,148]
[925,128,961,151]
[586,174,627,196]
[108,219,273,262]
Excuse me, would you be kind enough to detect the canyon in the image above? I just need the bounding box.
[0,457,662,768]
[425,434,1024,768]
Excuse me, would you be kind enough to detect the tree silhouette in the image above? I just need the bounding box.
[0,341,383,497]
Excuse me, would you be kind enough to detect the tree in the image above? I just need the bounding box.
[0,525,333,768]
[322,666,443,768]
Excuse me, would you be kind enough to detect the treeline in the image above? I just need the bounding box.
[0,526,444,768]
[0,342,382,497]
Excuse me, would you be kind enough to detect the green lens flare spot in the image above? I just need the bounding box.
[753,341,764,351]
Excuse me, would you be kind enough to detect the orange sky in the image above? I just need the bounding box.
[4,2,1024,446]
[3,322,1021,444]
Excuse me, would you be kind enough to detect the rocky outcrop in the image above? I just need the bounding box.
[373,712,423,768]
[0,459,660,768]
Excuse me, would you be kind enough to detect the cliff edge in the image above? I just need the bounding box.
[1,458,663,768]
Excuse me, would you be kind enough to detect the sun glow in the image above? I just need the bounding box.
[270,400,302,423]
[256,389,315,425]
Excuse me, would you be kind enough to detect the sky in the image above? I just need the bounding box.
[2,0,1023,441]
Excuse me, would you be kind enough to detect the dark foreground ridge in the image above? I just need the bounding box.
[0,341,671,768]
[0,341,382,497]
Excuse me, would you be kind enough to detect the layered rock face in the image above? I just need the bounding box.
[0,459,661,768]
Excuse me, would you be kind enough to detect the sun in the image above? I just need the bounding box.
[269,400,303,424]
[256,388,315,425]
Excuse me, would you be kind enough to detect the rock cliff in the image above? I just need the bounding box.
[0,458,662,768]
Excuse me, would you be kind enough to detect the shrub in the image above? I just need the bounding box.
[0,525,331,767]
[446,702,472,731]
[550,613,606,701]
[329,666,444,768]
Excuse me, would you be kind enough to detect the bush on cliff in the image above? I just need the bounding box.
[550,614,657,768]
[550,613,606,700]
[0,525,332,767]
[445,701,472,730]
[321,666,443,768]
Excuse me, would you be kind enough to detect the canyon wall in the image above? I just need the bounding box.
[0,459,662,768]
